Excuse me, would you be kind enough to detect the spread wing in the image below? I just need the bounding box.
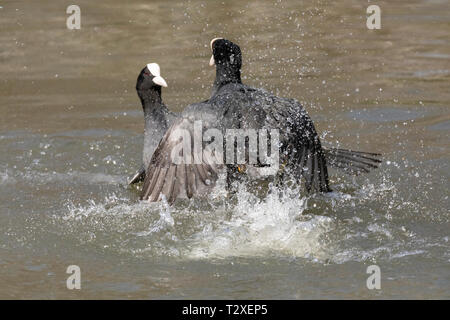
[140,118,222,203]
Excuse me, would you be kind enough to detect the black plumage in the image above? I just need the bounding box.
[128,63,177,184]
[140,39,381,203]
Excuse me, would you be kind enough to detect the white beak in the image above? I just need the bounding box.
[152,75,168,87]
[209,37,223,67]
[209,55,215,67]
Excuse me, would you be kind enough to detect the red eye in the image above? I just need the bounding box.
[144,71,150,76]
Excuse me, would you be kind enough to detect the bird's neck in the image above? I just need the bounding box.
[138,88,169,168]
[212,63,242,96]
[138,88,163,113]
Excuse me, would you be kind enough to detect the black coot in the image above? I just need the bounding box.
[128,63,178,184]
[140,39,381,203]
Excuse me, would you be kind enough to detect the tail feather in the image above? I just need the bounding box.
[323,147,382,176]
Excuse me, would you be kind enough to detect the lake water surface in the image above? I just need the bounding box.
[0,0,449,299]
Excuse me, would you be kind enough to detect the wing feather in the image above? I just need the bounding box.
[141,119,222,203]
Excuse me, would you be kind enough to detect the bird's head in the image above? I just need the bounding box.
[209,38,242,69]
[136,62,168,92]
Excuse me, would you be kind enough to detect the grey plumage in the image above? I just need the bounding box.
[140,116,221,202]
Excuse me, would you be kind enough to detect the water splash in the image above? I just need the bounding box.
[186,186,335,261]
[45,162,448,266]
